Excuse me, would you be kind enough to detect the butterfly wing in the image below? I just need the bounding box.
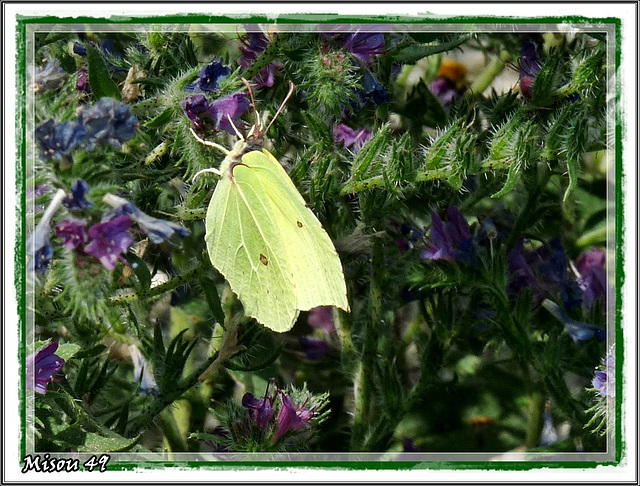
[205,149,348,333]
[205,164,299,332]
[237,150,349,313]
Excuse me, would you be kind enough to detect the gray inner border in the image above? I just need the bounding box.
[23,20,618,465]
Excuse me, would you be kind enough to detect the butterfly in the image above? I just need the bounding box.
[192,79,349,332]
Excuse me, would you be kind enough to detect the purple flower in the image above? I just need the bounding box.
[592,348,615,399]
[299,336,332,361]
[273,393,314,442]
[63,179,93,210]
[508,238,582,311]
[55,219,88,250]
[333,123,372,153]
[576,248,607,310]
[517,41,542,100]
[239,27,281,89]
[34,58,68,92]
[181,93,251,135]
[242,391,276,430]
[77,97,139,149]
[106,199,190,244]
[395,223,424,256]
[208,93,252,135]
[187,61,231,92]
[420,206,472,263]
[35,119,86,160]
[308,306,336,335]
[26,341,65,395]
[84,214,134,270]
[181,94,214,131]
[76,69,90,94]
[343,31,385,63]
[429,77,460,108]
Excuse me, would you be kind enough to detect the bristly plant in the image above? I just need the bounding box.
[25,25,612,456]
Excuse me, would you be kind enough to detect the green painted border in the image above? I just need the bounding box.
[16,15,28,463]
[14,11,625,472]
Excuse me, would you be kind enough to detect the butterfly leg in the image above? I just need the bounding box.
[189,128,231,155]
[193,167,222,181]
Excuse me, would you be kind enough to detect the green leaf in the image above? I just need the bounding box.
[394,35,470,63]
[491,161,521,199]
[55,343,81,361]
[224,342,285,372]
[87,45,121,100]
[73,344,108,360]
[126,253,151,291]
[350,125,390,182]
[200,277,225,325]
[78,432,140,453]
[143,107,174,130]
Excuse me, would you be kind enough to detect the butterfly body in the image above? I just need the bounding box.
[200,83,349,332]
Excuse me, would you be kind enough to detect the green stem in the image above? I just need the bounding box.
[350,239,383,450]
[159,409,189,452]
[466,50,511,96]
[525,387,545,450]
[125,350,219,437]
[333,307,356,366]
[109,264,208,305]
[340,169,448,196]
[505,167,551,251]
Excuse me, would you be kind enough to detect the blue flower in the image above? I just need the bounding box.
[420,206,473,264]
[542,299,605,343]
[537,403,558,447]
[107,199,190,244]
[34,57,68,92]
[84,214,134,270]
[73,42,87,56]
[186,61,231,92]
[352,69,389,110]
[63,179,93,210]
[26,341,65,395]
[77,98,139,149]
[26,217,54,273]
[299,336,332,361]
[35,119,86,160]
[129,345,159,396]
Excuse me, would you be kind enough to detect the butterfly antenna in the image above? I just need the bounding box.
[265,81,295,135]
[226,114,244,140]
[241,77,261,129]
